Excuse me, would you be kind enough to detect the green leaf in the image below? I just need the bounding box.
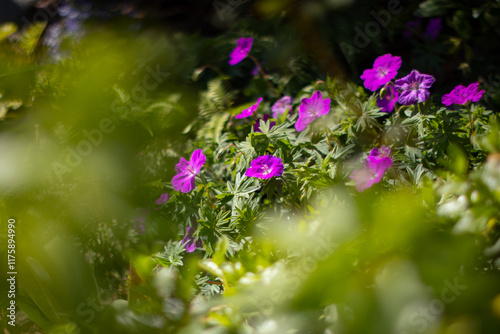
[249,132,270,156]
[20,22,46,55]
[0,23,17,42]
[416,0,455,17]
[213,235,229,266]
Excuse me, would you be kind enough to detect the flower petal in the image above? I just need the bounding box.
[172,173,195,193]
[190,149,206,172]
[229,37,253,66]
[155,193,169,205]
[235,97,263,119]
[398,90,419,105]
[175,157,190,174]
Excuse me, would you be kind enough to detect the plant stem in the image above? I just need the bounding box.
[467,105,474,146]
[249,55,278,97]
[199,173,216,209]
[205,164,225,183]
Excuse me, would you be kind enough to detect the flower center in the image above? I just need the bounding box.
[262,164,272,175]
[378,67,388,77]
[186,165,196,176]
[411,82,419,90]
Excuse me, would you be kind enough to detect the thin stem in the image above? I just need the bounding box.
[206,280,224,285]
[249,55,278,97]
[467,104,474,146]
[204,65,226,79]
[325,126,333,149]
[221,143,246,158]
[199,173,216,209]
[392,165,407,188]
[413,102,420,116]
[314,80,325,90]
[199,65,234,91]
[205,164,225,183]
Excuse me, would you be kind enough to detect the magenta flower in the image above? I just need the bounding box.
[395,70,435,105]
[350,146,392,192]
[235,97,263,119]
[295,91,331,132]
[245,155,284,179]
[172,149,206,193]
[229,37,253,66]
[442,83,485,106]
[425,18,442,40]
[272,96,294,118]
[254,114,276,133]
[377,83,399,113]
[360,54,402,91]
[155,193,169,205]
[182,226,202,253]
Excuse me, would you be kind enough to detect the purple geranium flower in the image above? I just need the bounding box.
[360,54,402,91]
[395,70,435,105]
[155,193,169,205]
[442,83,485,106]
[295,91,331,132]
[350,146,392,192]
[272,96,294,119]
[235,97,263,119]
[377,83,399,113]
[254,114,276,133]
[229,37,253,66]
[172,149,206,193]
[245,155,284,179]
[182,226,202,253]
[425,18,442,40]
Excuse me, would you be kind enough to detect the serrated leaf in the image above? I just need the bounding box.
[249,132,270,156]
[20,22,46,55]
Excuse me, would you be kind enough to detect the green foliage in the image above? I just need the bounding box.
[1,2,500,333]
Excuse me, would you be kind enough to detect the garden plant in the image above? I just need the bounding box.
[1,0,500,333]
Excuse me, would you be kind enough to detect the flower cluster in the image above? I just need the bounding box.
[235,92,329,132]
[167,40,488,255]
[361,54,436,111]
[171,48,487,198]
[362,54,485,110]
[230,38,333,132]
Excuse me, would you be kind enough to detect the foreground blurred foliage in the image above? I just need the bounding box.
[0,1,499,333]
